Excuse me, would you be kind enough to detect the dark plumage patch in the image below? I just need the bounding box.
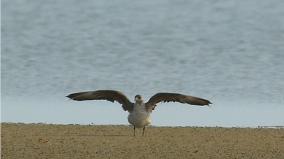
[66,90,134,112]
[145,93,212,111]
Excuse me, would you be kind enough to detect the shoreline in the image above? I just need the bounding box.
[1,122,284,129]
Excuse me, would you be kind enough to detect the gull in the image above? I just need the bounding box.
[66,90,212,136]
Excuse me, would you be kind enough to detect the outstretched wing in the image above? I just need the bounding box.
[146,93,212,111]
[66,90,134,112]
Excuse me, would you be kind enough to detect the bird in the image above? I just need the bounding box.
[66,90,212,136]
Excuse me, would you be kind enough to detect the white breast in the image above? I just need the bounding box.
[128,103,151,128]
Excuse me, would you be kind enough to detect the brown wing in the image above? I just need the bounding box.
[66,90,134,112]
[146,93,212,111]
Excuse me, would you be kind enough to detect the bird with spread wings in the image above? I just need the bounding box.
[67,90,212,136]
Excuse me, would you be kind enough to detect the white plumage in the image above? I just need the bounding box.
[128,103,151,128]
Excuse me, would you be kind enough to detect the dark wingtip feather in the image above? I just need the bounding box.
[206,100,212,106]
[193,97,212,106]
[66,94,74,99]
[66,92,82,100]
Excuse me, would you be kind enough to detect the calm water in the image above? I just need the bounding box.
[2,0,284,127]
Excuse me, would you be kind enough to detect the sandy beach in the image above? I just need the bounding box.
[1,123,284,159]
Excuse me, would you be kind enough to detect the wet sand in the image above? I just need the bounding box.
[2,123,284,159]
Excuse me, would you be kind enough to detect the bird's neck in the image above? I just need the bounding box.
[133,102,147,113]
[135,101,145,107]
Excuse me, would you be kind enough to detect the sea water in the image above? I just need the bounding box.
[2,0,284,127]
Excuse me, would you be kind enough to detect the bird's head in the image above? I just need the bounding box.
[134,95,143,104]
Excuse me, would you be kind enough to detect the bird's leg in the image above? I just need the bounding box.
[142,126,146,136]
[133,126,136,136]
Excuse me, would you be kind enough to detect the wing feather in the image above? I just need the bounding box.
[66,90,133,112]
[146,93,212,111]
